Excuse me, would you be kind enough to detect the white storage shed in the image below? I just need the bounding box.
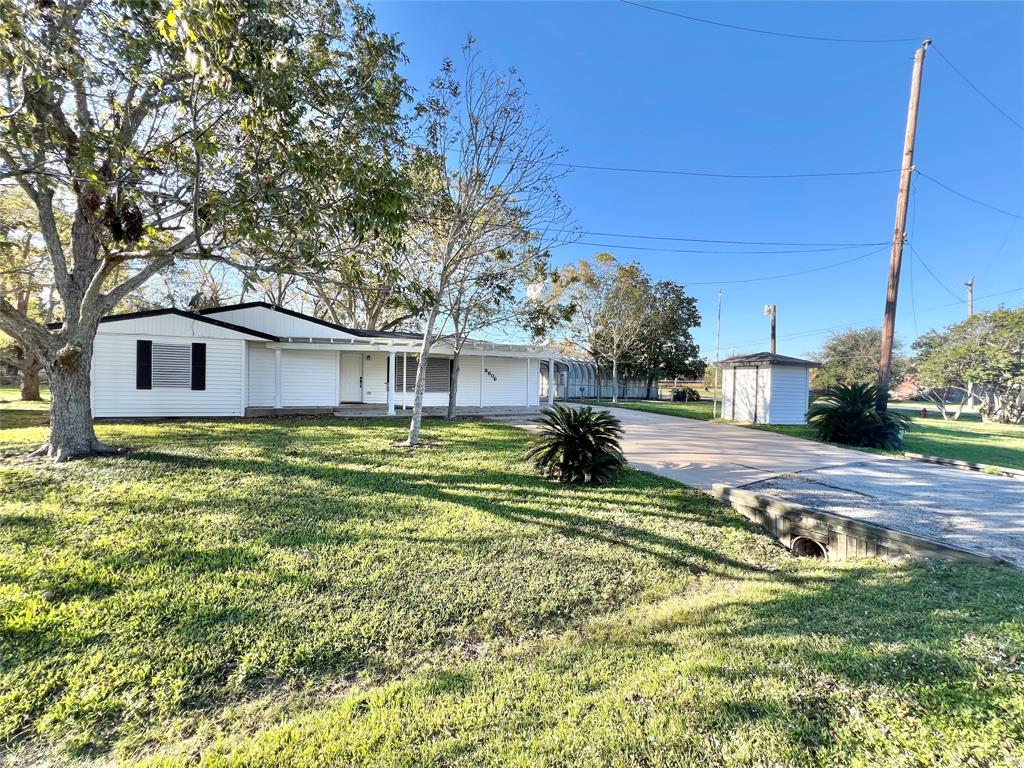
[716,353,820,425]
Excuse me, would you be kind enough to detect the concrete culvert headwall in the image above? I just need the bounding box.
[791,536,827,558]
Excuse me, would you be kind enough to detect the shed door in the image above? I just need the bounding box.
[733,368,757,422]
[339,353,363,402]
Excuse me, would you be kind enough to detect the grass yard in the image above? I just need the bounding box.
[571,397,1024,471]
[1,396,1023,766]
[573,397,715,421]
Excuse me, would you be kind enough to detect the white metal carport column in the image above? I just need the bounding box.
[273,348,283,409]
[387,351,396,416]
[548,357,555,406]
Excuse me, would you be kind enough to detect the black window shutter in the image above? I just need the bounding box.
[136,340,152,390]
[191,343,206,390]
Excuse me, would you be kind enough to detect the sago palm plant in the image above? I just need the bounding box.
[806,383,912,450]
[526,405,626,484]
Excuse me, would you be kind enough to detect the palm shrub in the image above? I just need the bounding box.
[806,383,912,450]
[526,405,626,484]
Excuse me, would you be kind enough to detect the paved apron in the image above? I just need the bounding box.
[498,405,1024,567]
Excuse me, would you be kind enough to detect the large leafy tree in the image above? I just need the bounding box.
[0,0,407,459]
[622,280,703,396]
[914,308,1024,424]
[813,327,907,391]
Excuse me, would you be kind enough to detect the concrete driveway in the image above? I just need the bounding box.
[500,405,1024,567]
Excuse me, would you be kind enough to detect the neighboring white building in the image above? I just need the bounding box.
[716,352,820,425]
[89,302,562,418]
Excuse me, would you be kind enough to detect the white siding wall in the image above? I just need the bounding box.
[247,346,276,406]
[529,359,542,406]
[362,353,388,404]
[456,355,482,407]
[92,334,245,417]
[755,367,772,424]
[480,356,530,406]
[721,368,734,418]
[204,306,358,339]
[98,313,259,340]
[280,350,338,406]
[768,366,810,425]
[247,347,340,406]
[728,368,760,422]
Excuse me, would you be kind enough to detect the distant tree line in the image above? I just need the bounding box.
[811,307,1024,424]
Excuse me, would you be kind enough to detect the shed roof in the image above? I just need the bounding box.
[715,352,821,369]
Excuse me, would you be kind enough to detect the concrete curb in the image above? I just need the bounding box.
[710,483,1011,568]
[902,452,1024,479]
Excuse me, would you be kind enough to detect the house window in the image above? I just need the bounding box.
[152,343,191,387]
[136,341,206,390]
[394,355,451,393]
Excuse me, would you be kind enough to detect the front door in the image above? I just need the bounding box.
[339,353,362,402]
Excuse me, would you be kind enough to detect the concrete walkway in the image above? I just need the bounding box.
[499,405,1024,568]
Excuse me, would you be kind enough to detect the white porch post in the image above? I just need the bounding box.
[548,357,556,406]
[273,348,283,409]
[525,358,530,406]
[479,356,485,408]
[387,351,396,416]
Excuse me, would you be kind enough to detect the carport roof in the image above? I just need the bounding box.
[716,352,821,368]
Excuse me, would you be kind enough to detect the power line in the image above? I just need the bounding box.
[412,142,898,180]
[557,160,900,179]
[906,243,964,303]
[619,0,922,44]
[931,43,1024,132]
[682,245,889,286]
[575,240,886,255]
[718,286,1024,351]
[915,169,1024,219]
[574,230,888,247]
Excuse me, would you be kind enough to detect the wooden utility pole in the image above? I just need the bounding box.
[764,304,777,355]
[965,276,974,317]
[878,39,931,408]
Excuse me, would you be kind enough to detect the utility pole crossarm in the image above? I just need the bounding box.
[878,38,932,407]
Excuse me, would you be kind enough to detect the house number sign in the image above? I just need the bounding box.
[483,368,498,381]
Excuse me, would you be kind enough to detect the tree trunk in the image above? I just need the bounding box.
[611,358,619,404]
[406,304,441,446]
[41,340,110,461]
[447,350,460,420]
[19,348,44,401]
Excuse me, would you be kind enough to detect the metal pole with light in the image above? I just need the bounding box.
[712,289,722,418]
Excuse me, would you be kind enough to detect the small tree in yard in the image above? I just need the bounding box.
[437,249,560,420]
[561,253,653,404]
[401,41,569,446]
[0,0,407,459]
[914,308,1024,424]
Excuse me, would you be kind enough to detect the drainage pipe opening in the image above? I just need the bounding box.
[791,536,827,559]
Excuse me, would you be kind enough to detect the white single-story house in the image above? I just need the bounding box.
[716,352,820,425]
[88,302,564,418]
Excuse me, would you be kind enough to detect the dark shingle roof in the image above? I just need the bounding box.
[715,352,821,368]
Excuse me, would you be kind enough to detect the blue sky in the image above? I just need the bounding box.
[370,1,1023,359]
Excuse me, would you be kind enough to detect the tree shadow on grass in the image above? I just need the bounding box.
[387,560,1024,767]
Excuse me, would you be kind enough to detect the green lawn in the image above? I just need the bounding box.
[573,397,716,421]
[572,397,1024,471]
[1,398,1022,766]
[0,386,50,433]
